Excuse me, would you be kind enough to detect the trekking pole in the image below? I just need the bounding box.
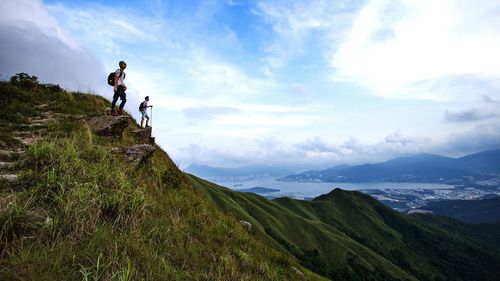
[150,106,153,128]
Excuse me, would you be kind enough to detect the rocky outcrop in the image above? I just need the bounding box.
[0,149,21,188]
[0,174,19,185]
[112,144,155,167]
[239,220,253,232]
[131,127,155,144]
[85,115,129,136]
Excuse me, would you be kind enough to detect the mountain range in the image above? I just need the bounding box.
[3,75,500,280]
[280,150,500,183]
[192,176,500,281]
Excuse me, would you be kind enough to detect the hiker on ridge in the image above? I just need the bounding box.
[111,60,127,116]
[139,96,152,128]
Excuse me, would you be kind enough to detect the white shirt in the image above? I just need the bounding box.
[115,69,126,86]
[140,100,149,112]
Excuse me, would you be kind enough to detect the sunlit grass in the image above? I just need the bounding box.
[0,75,321,280]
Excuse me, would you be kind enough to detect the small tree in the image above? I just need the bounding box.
[10,73,39,88]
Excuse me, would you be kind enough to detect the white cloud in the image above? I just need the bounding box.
[0,0,106,94]
[438,123,500,156]
[46,3,163,54]
[0,0,80,49]
[181,50,275,98]
[330,0,500,100]
[3,0,498,170]
[255,0,356,69]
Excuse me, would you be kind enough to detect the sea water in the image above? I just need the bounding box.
[212,177,452,200]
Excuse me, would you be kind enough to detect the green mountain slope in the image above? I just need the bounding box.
[0,74,324,280]
[191,175,500,281]
[4,74,499,281]
[419,196,500,224]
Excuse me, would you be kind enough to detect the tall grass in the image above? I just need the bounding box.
[0,75,322,280]
[0,127,319,280]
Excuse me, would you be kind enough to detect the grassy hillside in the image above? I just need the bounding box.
[419,196,500,224]
[4,74,499,281]
[0,74,324,280]
[192,176,500,281]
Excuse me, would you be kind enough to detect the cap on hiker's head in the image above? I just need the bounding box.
[119,61,126,66]
[145,96,149,100]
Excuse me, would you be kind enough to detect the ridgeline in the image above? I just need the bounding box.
[0,74,322,280]
[1,74,500,280]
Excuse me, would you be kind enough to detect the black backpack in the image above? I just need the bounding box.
[139,101,145,112]
[107,70,123,86]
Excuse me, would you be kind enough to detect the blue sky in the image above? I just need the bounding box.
[1,0,500,170]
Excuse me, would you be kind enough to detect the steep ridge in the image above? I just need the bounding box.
[0,74,323,280]
[4,74,500,280]
[192,176,500,281]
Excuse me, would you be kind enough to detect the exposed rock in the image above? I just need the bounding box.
[41,112,68,118]
[15,134,41,146]
[131,127,154,144]
[0,140,5,148]
[0,174,19,184]
[16,131,40,137]
[111,147,123,154]
[239,220,253,232]
[85,115,130,136]
[28,117,56,125]
[29,123,48,129]
[115,144,155,167]
[0,161,15,170]
[36,103,49,110]
[44,216,53,225]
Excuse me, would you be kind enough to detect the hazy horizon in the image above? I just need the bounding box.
[185,148,500,172]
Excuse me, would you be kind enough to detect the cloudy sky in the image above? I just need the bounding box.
[1,0,500,171]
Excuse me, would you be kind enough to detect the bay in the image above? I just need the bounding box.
[212,177,453,200]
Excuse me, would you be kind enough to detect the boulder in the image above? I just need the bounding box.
[239,220,253,232]
[85,115,129,136]
[113,144,155,167]
[131,127,155,144]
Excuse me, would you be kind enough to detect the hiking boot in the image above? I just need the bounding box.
[111,110,118,116]
[117,110,123,115]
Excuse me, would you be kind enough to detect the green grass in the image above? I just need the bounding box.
[0,75,325,280]
[4,73,499,281]
[192,176,500,281]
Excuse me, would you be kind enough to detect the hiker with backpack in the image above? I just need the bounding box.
[139,96,152,128]
[109,61,127,115]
